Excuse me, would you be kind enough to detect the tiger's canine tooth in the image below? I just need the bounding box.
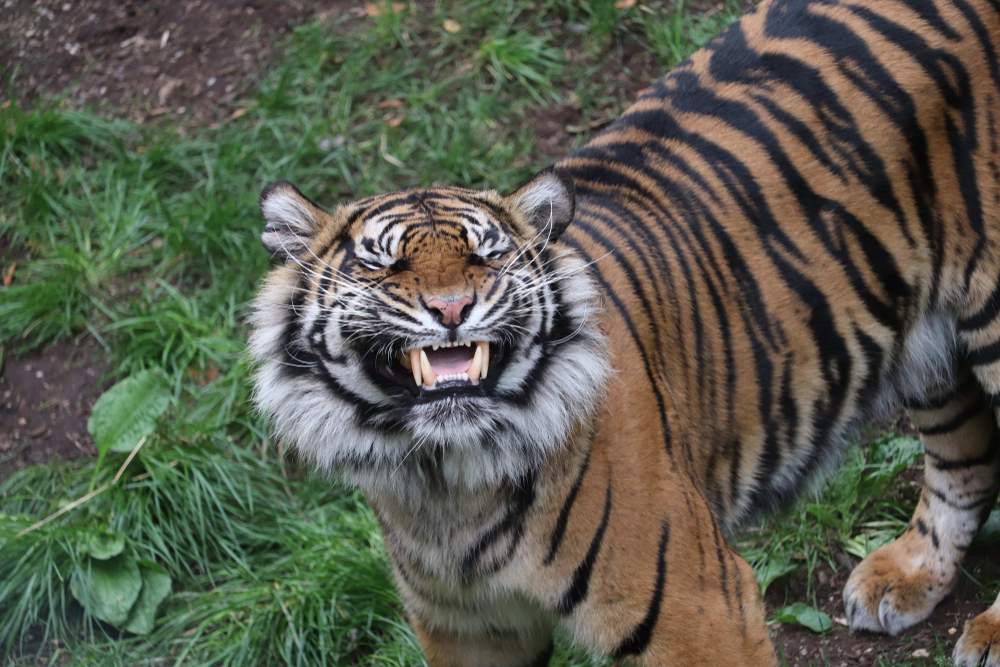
[469,344,483,385]
[479,341,490,379]
[409,348,422,387]
[419,349,436,388]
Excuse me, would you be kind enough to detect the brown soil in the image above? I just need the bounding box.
[533,37,664,160]
[0,0,354,126]
[767,548,1000,666]
[0,338,108,481]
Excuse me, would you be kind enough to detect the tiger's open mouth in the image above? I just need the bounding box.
[399,341,490,390]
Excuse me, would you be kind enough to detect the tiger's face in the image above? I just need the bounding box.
[248,170,608,492]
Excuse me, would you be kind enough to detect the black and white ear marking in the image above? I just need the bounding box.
[510,167,576,241]
[259,181,326,261]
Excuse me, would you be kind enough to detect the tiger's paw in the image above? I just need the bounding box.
[953,607,1000,667]
[842,537,955,636]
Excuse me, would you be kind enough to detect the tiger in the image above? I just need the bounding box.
[247,0,1000,663]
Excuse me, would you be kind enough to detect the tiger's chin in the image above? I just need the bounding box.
[355,339,608,495]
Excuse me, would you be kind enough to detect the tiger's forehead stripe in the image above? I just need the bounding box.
[341,192,512,264]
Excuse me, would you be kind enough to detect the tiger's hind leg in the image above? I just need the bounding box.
[952,317,1000,666]
[844,368,1000,636]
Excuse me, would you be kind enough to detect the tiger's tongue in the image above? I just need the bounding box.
[425,346,473,375]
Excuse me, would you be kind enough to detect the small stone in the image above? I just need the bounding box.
[911,648,930,658]
[35,370,44,379]
[949,626,958,635]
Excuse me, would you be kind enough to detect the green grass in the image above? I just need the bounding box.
[0,1,963,665]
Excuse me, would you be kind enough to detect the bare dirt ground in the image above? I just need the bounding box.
[2,1,998,664]
[0,0,353,125]
[0,338,107,481]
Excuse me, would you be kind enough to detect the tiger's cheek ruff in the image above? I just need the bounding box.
[248,266,411,483]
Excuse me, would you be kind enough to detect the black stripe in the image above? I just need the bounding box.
[967,340,1000,367]
[961,279,1000,331]
[920,400,983,436]
[614,520,670,657]
[461,475,537,578]
[544,447,592,565]
[926,432,1000,471]
[907,0,962,41]
[556,480,612,615]
[925,483,996,511]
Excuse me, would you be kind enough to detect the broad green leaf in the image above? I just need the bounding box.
[772,602,832,633]
[70,554,142,627]
[81,531,125,560]
[123,562,172,635]
[755,557,797,595]
[87,370,171,455]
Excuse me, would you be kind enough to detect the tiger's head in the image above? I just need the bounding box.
[248,169,608,493]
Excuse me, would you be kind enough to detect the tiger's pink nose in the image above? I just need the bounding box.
[426,295,473,327]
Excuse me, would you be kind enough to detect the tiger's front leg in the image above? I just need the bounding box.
[407,610,553,667]
[410,619,553,667]
[844,374,1000,636]
[538,481,777,666]
[391,558,555,667]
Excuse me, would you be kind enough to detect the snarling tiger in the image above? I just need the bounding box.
[248,0,1000,662]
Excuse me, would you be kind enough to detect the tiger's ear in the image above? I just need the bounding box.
[509,167,575,241]
[259,181,328,261]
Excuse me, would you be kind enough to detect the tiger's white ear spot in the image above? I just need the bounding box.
[510,168,575,241]
[260,181,325,260]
